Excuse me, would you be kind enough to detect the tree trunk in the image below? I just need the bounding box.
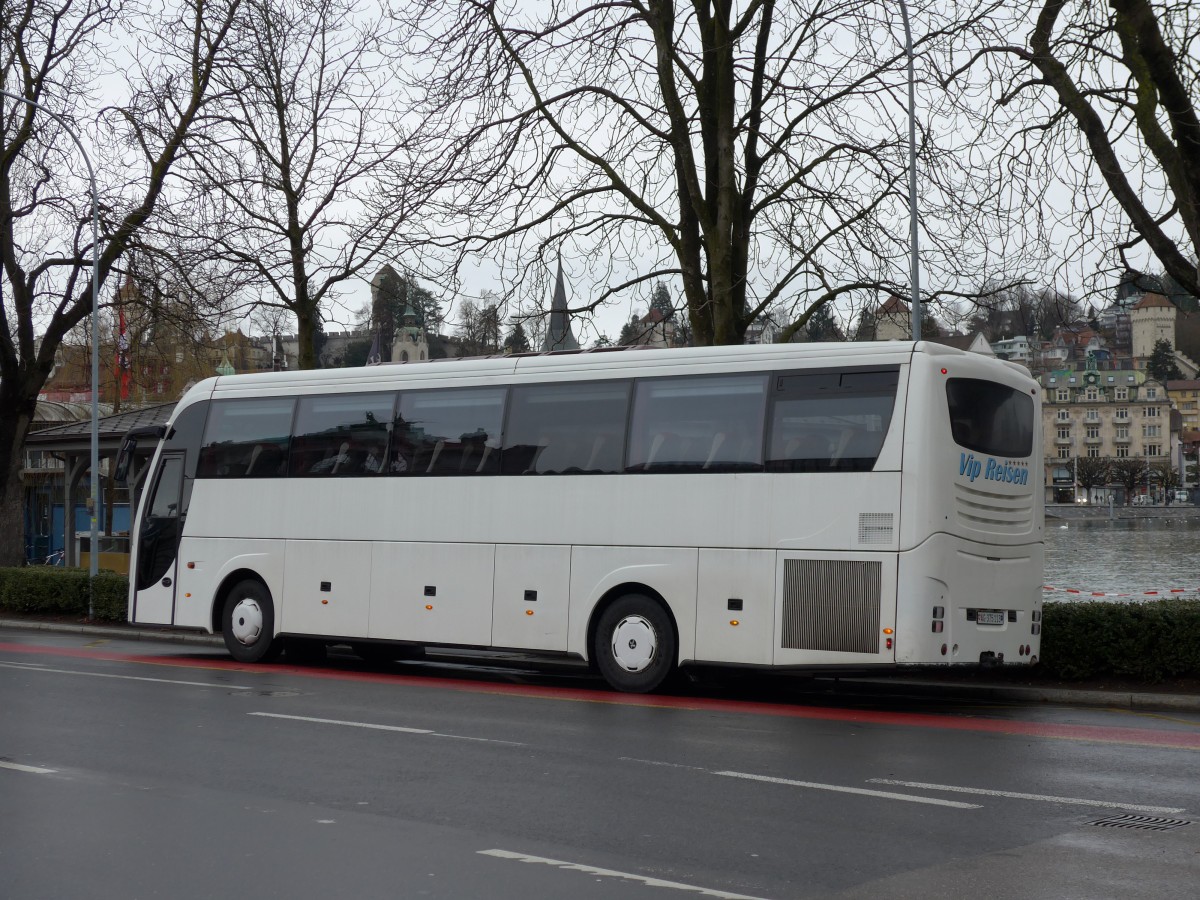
[0,386,36,567]
[295,305,319,370]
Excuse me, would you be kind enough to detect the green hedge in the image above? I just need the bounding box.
[1041,599,1200,681]
[0,567,128,622]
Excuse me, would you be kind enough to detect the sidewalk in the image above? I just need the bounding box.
[4,616,1199,713]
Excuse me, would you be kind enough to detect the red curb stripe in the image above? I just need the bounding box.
[3,642,1199,751]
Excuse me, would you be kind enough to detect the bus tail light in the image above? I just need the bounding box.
[932,621,943,633]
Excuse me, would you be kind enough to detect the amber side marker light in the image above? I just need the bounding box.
[729,619,740,627]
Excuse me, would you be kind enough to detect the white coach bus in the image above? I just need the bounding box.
[122,341,1043,692]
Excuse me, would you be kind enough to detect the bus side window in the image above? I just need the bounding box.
[290,393,394,478]
[782,433,831,465]
[198,398,295,479]
[502,381,631,475]
[627,375,767,473]
[246,442,288,477]
[398,388,506,476]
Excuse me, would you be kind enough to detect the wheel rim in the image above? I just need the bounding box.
[610,614,657,672]
[230,597,264,647]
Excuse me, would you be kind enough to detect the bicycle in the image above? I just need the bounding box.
[35,548,65,567]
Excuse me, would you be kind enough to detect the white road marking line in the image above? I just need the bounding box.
[623,759,981,809]
[479,849,770,900]
[0,761,57,775]
[248,712,525,745]
[619,756,709,771]
[249,712,433,734]
[0,661,252,690]
[867,779,1185,814]
[715,771,982,809]
[429,733,526,747]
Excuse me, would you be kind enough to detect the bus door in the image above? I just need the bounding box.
[133,452,186,625]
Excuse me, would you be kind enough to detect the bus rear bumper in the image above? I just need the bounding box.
[895,533,1043,666]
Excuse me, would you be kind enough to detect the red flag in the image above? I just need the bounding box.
[116,307,131,400]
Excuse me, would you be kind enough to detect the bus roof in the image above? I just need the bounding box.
[180,340,1029,409]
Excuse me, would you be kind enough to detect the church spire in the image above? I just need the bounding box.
[543,257,580,351]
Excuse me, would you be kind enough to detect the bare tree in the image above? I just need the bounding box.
[949,1,1200,299]
[408,1,1002,346]
[1151,459,1179,500]
[176,0,421,369]
[1110,457,1148,505]
[0,0,241,567]
[454,299,501,355]
[954,281,1083,341]
[1074,455,1111,501]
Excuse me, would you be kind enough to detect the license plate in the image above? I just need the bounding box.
[976,610,1004,626]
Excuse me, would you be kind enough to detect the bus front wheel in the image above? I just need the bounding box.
[593,594,676,693]
[222,579,283,664]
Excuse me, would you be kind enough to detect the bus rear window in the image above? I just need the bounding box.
[946,378,1033,458]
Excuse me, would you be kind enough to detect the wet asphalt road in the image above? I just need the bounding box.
[1,628,1198,900]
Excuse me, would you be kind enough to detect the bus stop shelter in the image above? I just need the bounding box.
[23,403,176,569]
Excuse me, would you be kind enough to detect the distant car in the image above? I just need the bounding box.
[1175,490,1189,503]
[1133,494,1150,505]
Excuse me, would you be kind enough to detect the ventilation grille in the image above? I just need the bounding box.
[858,513,894,545]
[954,483,1034,533]
[781,559,881,653]
[1087,814,1190,832]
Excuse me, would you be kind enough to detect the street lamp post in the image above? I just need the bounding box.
[2,90,101,614]
[1145,444,1151,503]
[898,0,921,341]
[1073,444,1079,503]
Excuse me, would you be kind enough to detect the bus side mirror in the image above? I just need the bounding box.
[114,436,136,484]
[115,425,167,485]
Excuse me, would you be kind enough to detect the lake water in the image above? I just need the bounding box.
[1044,518,1200,600]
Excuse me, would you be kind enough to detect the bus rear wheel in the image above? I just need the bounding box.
[221,579,282,664]
[593,594,676,693]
